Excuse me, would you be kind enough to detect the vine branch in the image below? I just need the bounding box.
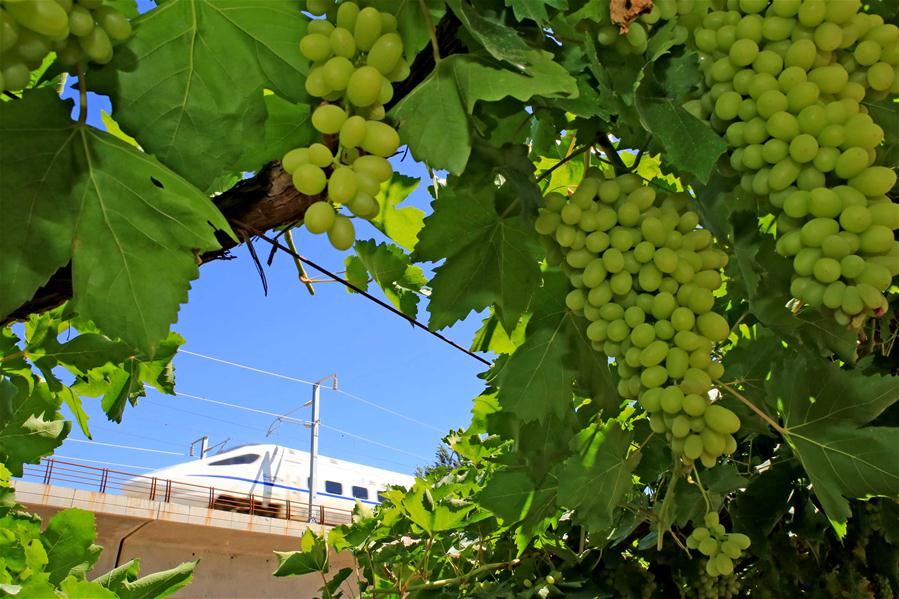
[419,0,441,64]
[716,380,788,436]
[76,63,88,126]
[371,559,520,593]
[536,143,592,182]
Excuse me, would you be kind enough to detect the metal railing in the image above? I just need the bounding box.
[18,458,356,527]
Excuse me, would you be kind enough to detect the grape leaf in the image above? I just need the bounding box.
[237,94,314,172]
[494,326,578,422]
[41,509,101,585]
[0,378,70,477]
[392,54,577,173]
[372,173,425,251]
[0,90,229,355]
[274,529,329,577]
[504,0,568,24]
[635,95,727,184]
[95,559,197,599]
[351,240,427,319]
[400,483,475,534]
[414,181,541,331]
[556,421,637,534]
[58,578,118,599]
[92,0,310,190]
[769,354,899,527]
[491,270,617,421]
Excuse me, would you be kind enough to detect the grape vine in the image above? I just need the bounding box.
[0,0,897,597]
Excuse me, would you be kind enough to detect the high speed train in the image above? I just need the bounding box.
[122,443,415,523]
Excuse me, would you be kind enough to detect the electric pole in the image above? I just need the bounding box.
[307,374,338,523]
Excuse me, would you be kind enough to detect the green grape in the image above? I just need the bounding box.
[311,104,347,134]
[379,12,397,33]
[1,60,29,92]
[327,166,358,204]
[68,6,94,37]
[855,40,882,65]
[300,33,332,62]
[850,167,897,196]
[867,62,895,91]
[704,405,740,434]
[353,6,382,51]
[14,29,50,64]
[346,65,383,107]
[5,0,69,40]
[367,32,403,75]
[335,1,359,30]
[339,115,367,148]
[814,22,842,52]
[282,147,310,173]
[79,26,113,64]
[322,56,354,90]
[304,67,330,97]
[378,79,394,104]
[328,215,355,250]
[0,10,18,52]
[293,164,328,196]
[95,7,131,42]
[329,27,356,58]
[361,120,400,157]
[306,143,332,168]
[353,154,392,182]
[304,201,336,234]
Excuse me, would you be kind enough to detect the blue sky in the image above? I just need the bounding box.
[48,1,490,478]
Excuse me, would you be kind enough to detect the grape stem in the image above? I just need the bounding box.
[370,559,521,593]
[596,132,628,174]
[419,0,441,64]
[76,63,88,126]
[536,142,592,182]
[692,464,712,514]
[285,229,316,296]
[716,380,788,436]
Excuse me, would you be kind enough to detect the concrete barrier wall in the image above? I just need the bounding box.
[12,481,357,598]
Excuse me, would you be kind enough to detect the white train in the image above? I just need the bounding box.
[122,443,415,524]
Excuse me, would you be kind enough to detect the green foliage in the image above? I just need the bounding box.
[1,0,898,597]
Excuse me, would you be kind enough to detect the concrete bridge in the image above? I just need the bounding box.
[13,459,356,598]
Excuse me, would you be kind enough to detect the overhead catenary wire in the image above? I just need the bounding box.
[179,350,447,433]
[231,221,492,367]
[67,439,188,456]
[179,350,319,385]
[174,391,430,461]
[320,423,431,461]
[175,391,312,426]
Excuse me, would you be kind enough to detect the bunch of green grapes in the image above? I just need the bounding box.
[683,0,899,327]
[686,512,751,578]
[282,0,407,251]
[685,566,742,598]
[596,0,694,55]
[535,172,741,467]
[0,0,131,92]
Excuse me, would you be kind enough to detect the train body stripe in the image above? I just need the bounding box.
[184,473,380,506]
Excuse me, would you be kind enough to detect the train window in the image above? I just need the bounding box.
[325,481,343,495]
[351,486,369,500]
[208,453,260,466]
[377,492,387,502]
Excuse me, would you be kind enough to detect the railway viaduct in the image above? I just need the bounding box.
[12,472,356,598]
